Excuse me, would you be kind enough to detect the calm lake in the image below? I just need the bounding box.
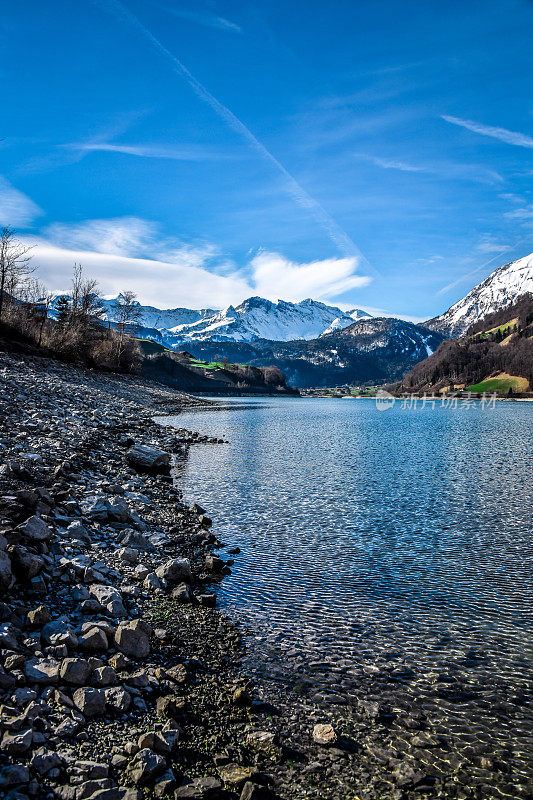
[160,396,533,792]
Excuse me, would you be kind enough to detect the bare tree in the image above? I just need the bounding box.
[70,263,103,327]
[0,227,35,322]
[114,290,142,366]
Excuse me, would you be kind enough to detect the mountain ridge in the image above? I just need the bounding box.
[425,252,533,337]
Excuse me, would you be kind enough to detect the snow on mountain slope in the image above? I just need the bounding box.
[163,297,372,344]
[426,252,533,337]
[48,293,373,345]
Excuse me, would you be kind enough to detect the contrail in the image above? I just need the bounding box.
[437,237,530,296]
[92,0,374,271]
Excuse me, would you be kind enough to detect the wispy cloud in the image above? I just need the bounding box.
[357,153,502,184]
[358,154,424,173]
[251,251,371,302]
[92,0,374,271]
[62,141,237,161]
[27,215,371,307]
[166,6,241,33]
[504,204,533,224]
[442,115,533,148]
[0,176,43,227]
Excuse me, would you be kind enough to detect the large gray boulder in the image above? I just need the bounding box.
[126,444,171,473]
[155,558,192,585]
[115,619,151,658]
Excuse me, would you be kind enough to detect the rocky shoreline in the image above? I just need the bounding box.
[1,352,530,800]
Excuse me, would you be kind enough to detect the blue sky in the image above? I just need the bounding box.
[1,0,532,318]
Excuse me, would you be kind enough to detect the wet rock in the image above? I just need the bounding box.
[73,686,106,717]
[239,783,272,800]
[204,555,225,573]
[171,582,195,603]
[312,724,337,745]
[126,445,171,473]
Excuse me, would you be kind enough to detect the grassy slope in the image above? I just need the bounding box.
[466,372,529,393]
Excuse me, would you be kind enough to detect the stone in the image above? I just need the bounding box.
[204,555,224,573]
[117,547,139,565]
[104,686,132,713]
[115,619,151,658]
[171,582,195,603]
[312,724,337,745]
[0,764,30,789]
[155,559,192,585]
[126,444,171,473]
[1,727,33,755]
[10,545,43,578]
[143,573,162,591]
[73,687,106,717]
[197,594,216,608]
[156,695,185,719]
[91,665,117,687]
[232,686,252,706]
[60,658,92,685]
[17,515,51,542]
[217,765,255,789]
[24,657,60,685]
[30,747,64,775]
[239,783,271,800]
[127,748,167,785]
[27,605,51,625]
[174,776,222,798]
[0,549,13,592]
[89,585,127,618]
[79,627,109,652]
[137,731,172,756]
[245,731,281,758]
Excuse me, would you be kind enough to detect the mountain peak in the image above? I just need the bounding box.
[426,251,533,337]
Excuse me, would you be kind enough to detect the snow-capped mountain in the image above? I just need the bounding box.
[84,295,372,345]
[426,252,533,337]
[100,297,216,330]
[165,297,372,343]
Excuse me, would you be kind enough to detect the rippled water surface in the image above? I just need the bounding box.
[161,397,533,794]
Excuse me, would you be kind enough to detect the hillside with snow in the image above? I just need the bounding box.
[86,295,372,346]
[426,252,533,337]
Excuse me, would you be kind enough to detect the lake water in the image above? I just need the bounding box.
[161,397,533,795]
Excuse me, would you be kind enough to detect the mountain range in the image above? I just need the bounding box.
[96,296,372,346]
[48,250,533,388]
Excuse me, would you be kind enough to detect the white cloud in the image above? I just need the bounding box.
[28,241,252,308]
[360,155,424,173]
[166,7,241,33]
[62,142,236,161]
[44,217,157,257]
[25,215,372,308]
[250,251,371,302]
[504,204,533,223]
[0,177,43,227]
[442,115,533,148]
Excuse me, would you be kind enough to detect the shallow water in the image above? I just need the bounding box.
[161,397,533,793]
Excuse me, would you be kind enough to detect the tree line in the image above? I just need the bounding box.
[0,226,143,372]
